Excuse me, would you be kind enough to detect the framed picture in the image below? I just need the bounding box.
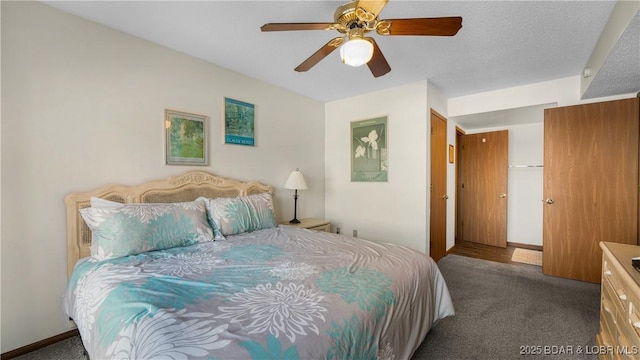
[224,97,255,146]
[165,109,208,165]
[449,144,455,164]
[351,116,388,182]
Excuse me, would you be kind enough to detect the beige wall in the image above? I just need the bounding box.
[325,81,430,254]
[0,2,325,352]
[448,75,634,118]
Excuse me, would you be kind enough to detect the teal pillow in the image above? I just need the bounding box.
[80,201,213,261]
[198,193,277,236]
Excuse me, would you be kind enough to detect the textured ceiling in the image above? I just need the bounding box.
[583,10,640,99]
[43,1,637,104]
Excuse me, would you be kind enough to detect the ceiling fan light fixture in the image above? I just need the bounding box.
[339,38,374,67]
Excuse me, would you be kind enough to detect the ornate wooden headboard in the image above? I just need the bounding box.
[64,171,273,277]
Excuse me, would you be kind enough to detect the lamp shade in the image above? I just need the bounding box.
[340,38,374,67]
[284,169,308,190]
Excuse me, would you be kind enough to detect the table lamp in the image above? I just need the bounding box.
[283,168,308,224]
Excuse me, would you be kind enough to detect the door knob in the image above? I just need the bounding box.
[499,193,507,198]
[545,198,555,204]
[442,195,449,200]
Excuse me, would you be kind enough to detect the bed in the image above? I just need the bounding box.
[63,171,454,359]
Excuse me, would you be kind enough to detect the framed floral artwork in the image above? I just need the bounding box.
[165,109,208,165]
[351,116,388,182]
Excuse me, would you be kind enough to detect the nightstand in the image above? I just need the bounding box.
[280,218,331,232]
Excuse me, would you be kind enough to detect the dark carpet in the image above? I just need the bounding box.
[412,254,600,360]
[14,254,600,360]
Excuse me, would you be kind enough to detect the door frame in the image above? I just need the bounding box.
[454,126,465,244]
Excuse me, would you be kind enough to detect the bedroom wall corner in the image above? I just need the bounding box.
[0,1,325,353]
[324,81,429,254]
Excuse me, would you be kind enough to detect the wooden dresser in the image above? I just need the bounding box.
[597,242,640,358]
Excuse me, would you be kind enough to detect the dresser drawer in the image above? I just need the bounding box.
[603,257,629,313]
[601,280,619,342]
[599,242,640,360]
[618,296,640,358]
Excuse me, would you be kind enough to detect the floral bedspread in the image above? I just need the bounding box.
[63,226,454,359]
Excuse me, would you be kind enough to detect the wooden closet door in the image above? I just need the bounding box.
[430,110,447,262]
[543,98,639,283]
[459,130,509,248]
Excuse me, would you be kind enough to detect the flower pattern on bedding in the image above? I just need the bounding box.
[378,341,397,360]
[106,309,231,359]
[216,282,327,342]
[140,251,225,277]
[326,315,379,360]
[73,263,139,345]
[318,266,396,321]
[220,243,283,262]
[269,262,318,280]
[115,201,202,223]
[63,227,455,360]
[239,334,300,360]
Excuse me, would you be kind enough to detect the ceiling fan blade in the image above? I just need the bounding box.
[261,23,337,32]
[356,0,389,21]
[366,38,391,78]
[295,37,344,72]
[380,17,463,36]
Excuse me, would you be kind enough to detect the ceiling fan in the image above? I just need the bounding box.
[260,0,462,77]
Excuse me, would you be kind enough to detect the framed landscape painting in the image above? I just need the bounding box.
[165,109,208,165]
[351,116,388,182]
[224,97,255,146]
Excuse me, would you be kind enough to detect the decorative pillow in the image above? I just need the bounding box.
[92,196,226,242]
[80,201,214,261]
[197,192,277,236]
